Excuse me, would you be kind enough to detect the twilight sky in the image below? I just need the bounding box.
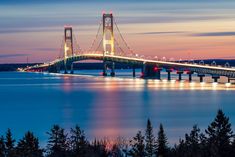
[0,0,235,63]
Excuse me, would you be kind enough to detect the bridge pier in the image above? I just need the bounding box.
[70,63,74,74]
[186,71,194,82]
[141,64,145,78]
[64,68,68,74]
[177,71,184,81]
[212,75,220,83]
[166,69,173,81]
[103,62,107,76]
[132,66,136,77]
[142,64,161,79]
[56,64,60,73]
[64,59,68,74]
[198,74,205,82]
[110,62,115,77]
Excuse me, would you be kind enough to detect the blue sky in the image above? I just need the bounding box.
[0,0,235,63]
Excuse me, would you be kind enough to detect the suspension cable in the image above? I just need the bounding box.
[88,20,102,52]
[114,19,135,56]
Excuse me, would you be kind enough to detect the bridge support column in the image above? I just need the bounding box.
[212,75,220,83]
[228,77,231,83]
[64,62,68,74]
[140,64,145,78]
[70,63,74,74]
[133,66,136,77]
[166,69,173,81]
[142,64,162,79]
[103,62,107,76]
[56,64,60,73]
[177,71,184,81]
[110,62,115,77]
[198,74,205,82]
[187,71,194,82]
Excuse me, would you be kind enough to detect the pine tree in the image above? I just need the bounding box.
[47,125,68,157]
[183,125,204,157]
[89,139,108,157]
[145,119,155,157]
[172,139,186,157]
[128,131,145,157]
[0,136,5,157]
[205,109,233,157]
[16,131,43,157]
[70,125,88,156]
[156,123,168,157]
[5,129,16,157]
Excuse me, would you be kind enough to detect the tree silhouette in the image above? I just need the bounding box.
[89,140,108,157]
[128,131,145,157]
[46,125,68,157]
[0,136,5,157]
[16,131,43,157]
[183,125,206,157]
[205,109,234,157]
[70,125,88,156]
[156,123,168,157]
[145,119,155,157]
[5,129,16,157]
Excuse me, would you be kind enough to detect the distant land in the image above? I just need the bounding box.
[0,59,235,72]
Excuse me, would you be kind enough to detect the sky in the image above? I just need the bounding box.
[0,0,235,63]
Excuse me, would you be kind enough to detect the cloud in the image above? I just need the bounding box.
[32,48,59,52]
[136,31,186,35]
[191,32,235,37]
[0,28,61,34]
[0,54,29,58]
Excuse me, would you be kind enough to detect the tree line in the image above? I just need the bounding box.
[0,109,235,157]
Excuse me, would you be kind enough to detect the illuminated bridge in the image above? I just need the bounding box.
[23,13,235,83]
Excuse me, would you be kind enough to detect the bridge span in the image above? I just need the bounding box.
[23,53,235,83]
[22,13,235,83]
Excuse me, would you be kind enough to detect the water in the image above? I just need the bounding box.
[0,70,235,146]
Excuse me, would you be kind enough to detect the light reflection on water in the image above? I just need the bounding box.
[0,71,235,146]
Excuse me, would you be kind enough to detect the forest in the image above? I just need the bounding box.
[0,109,234,157]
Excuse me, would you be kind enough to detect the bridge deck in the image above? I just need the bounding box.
[23,54,235,78]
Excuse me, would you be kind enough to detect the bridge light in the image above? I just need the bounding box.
[140,72,144,78]
[153,66,158,72]
[212,82,218,87]
[225,83,231,87]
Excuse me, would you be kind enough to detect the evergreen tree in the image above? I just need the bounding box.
[89,140,108,157]
[5,129,16,157]
[46,125,68,157]
[156,123,168,157]
[16,131,43,157]
[128,131,145,157]
[0,136,5,157]
[205,109,233,157]
[70,125,88,156]
[145,119,156,157]
[173,139,186,157]
[183,125,204,157]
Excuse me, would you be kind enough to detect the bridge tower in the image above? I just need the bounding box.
[102,13,115,76]
[64,26,74,73]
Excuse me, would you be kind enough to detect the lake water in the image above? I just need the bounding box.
[1,70,235,146]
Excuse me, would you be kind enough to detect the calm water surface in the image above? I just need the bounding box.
[0,70,235,146]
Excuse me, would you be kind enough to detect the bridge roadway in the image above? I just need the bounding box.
[25,53,235,78]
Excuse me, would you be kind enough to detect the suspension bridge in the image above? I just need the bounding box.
[22,13,235,83]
